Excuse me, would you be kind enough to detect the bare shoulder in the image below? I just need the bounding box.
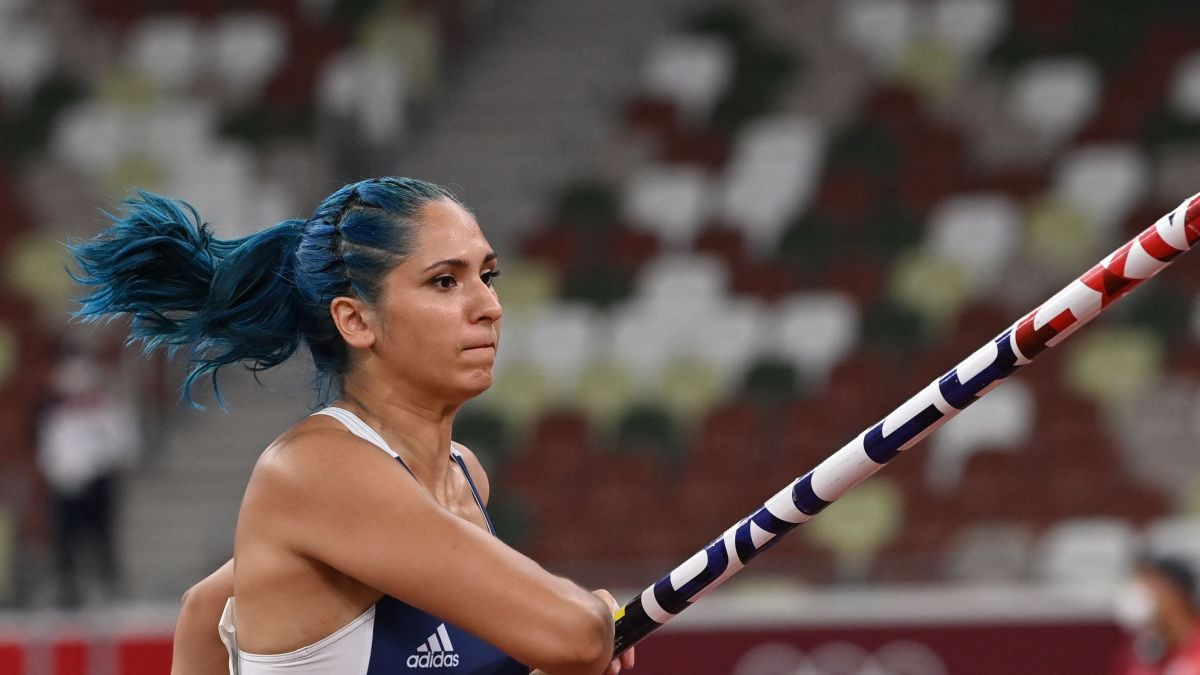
[451,441,491,505]
[246,415,409,507]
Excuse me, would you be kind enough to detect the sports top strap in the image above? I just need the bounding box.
[310,406,493,534]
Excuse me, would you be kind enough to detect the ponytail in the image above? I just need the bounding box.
[70,177,464,408]
[70,192,306,406]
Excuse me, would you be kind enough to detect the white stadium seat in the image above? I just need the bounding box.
[1034,517,1136,592]
[636,253,730,311]
[143,101,220,176]
[1142,517,1200,571]
[0,19,53,105]
[719,115,825,255]
[836,0,918,71]
[945,521,1035,583]
[53,101,127,172]
[1169,51,1200,119]
[1054,144,1150,234]
[691,297,772,384]
[772,291,861,384]
[317,49,408,145]
[126,15,204,92]
[1009,57,1101,144]
[608,302,682,385]
[927,380,1035,491]
[518,304,600,386]
[925,193,1022,295]
[210,13,288,101]
[931,0,1008,59]
[641,33,733,127]
[622,165,713,249]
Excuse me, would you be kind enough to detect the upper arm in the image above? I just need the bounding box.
[243,431,609,672]
[451,441,490,505]
[171,559,234,675]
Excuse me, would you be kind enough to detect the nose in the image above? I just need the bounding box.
[470,277,502,324]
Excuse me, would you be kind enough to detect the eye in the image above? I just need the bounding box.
[431,275,457,290]
[481,269,501,286]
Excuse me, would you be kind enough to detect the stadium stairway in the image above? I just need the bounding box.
[396,0,703,250]
[117,360,314,601]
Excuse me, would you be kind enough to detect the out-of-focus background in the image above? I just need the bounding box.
[3,0,1200,673]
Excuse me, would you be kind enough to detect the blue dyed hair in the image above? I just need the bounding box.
[69,176,463,407]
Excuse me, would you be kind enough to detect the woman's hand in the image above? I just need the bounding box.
[530,589,634,675]
[591,589,635,675]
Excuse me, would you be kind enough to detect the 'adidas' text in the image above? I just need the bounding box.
[407,624,460,669]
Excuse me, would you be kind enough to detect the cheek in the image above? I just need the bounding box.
[383,301,458,355]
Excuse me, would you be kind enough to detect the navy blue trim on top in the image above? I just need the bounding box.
[390,452,496,536]
[450,452,496,536]
[390,454,418,479]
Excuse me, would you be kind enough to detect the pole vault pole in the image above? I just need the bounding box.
[612,193,1200,655]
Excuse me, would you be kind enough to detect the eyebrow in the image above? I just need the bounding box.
[422,252,498,272]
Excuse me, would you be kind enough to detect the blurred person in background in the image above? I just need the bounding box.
[36,347,140,608]
[1113,556,1200,675]
[70,177,634,675]
[0,404,43,609]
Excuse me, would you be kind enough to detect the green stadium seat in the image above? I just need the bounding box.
[553,180,621,234]
[476,363,552,434]
[452,407,511,471]
[741,356,800,407]
[558,262,633,309]
[1024,196,1099,273]
[490,259,557,318]
[5,231,77,323]
[654,358,724,428]
[1125,283,1193,344]
[887,248,971,330]
[806,476,904,583]
[1062,326,1165,408]
[613,402,683,465]
[860,299,928,354]
[776,211,838,274]
[569,362,637,432]
[0,322,15,391]
[0,507,11,604]
[897,37,963,97]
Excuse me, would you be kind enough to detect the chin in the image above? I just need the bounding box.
[458,370,494,399]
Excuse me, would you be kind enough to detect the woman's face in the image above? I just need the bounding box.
[368,199,502,403]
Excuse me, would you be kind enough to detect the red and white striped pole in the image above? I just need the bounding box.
[612,193,1200,655]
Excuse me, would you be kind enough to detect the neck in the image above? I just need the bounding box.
[1158,609,1199,652]
[336,373,459,489]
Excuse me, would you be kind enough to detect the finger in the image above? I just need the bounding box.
[620,647,635,669]
[607,659,620,675]
[594,588,617,609]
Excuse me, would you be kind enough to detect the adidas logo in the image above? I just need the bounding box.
[406,624,461,669]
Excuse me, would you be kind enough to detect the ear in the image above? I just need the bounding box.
[330,295,377,350]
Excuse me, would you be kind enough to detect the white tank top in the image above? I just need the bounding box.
[216,406,524,675]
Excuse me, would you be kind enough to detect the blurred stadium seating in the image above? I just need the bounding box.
[4,0,1200,672]
[475,0,1200,595]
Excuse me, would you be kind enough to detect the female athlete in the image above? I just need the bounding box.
[70,177,635,675]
